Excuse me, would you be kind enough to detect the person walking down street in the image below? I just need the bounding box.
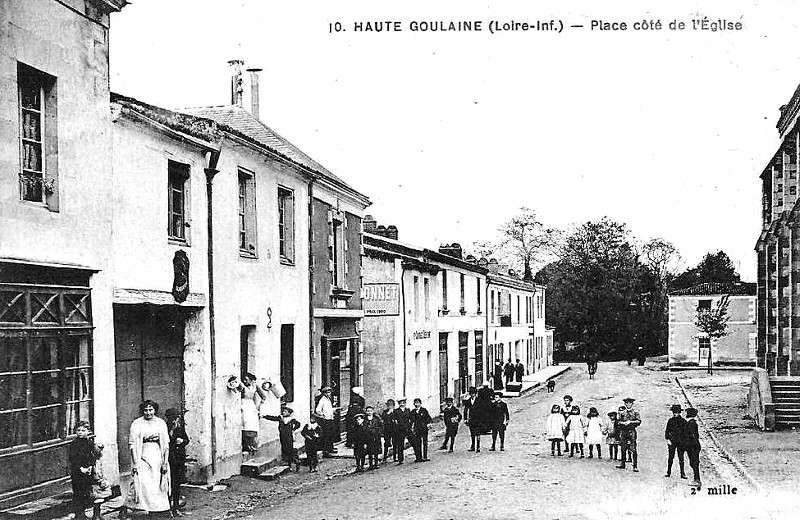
[315,386,337,457]
[468,384,494,453]
[493,362,504,391]
[165,408,189,516]
[665,404,688,479]
[685,407,702,487]
[380,399,397,463]
[617,398,642,472]
[301,415,322,472]
[351,413,368,473]
[604,411,620,461]
[392,398,413,465]
[123,400,171,517]
[363,406,383,470]
[237,373,268,453]
[490,392,510,451]
[565,406,586,458]
[463,387,478,451]
[514,359,524,383]
[546,405,566,456]
[587,351,599,380]
[411,398,433,462]
[503,360,515,387]
[345,386,366,448]
[439,397,462,452]
[585,407,603,458]
[262,406,302,470]
[68,421,103,520]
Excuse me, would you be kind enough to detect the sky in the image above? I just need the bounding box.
[109,0,800,281]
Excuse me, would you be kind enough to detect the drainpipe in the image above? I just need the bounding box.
[204,151,219,476]
[308,177,316,413]
[400,265,408,397]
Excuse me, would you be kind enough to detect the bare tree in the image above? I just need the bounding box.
[497,207,559,281]
[641,238,682,285]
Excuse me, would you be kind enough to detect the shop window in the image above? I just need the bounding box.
[18,63,58,210]
[278,186,294,264]
[238,169,257,256]
[168,161,189,241]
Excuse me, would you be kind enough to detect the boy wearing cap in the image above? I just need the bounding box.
[380,399,397,463]
[263,406,301,470]
[490,392,510,451]
[411,398,433,462]
[685,408,702,487]
[439,397,462,452]
[393,398,413,464]
[664,404,688,479]
[363,406,383,470]
[351,413,368,472]
[616,397,641,472]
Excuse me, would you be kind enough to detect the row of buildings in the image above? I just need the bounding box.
[0,0,551,507]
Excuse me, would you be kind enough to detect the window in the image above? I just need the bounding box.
[459,273,465,313]
[778,183,784,193]
[698,299,712,312]
[791,186,797,195]
[424,278,430,320]
[413,276,420,318]
[238,170,257,256]
[329,214,346,288]
[168,161,189,241]
[490,290,495,323]
[280,325,294,402]
[517,295,521,323]
[477,279,482,314]
[441,271,448,311]
[18,63,57,209]
[278,187,294,263]
[474,330,484,385]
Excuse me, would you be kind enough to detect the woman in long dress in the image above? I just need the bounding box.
[123,400,171,515]
[239,372,268,452]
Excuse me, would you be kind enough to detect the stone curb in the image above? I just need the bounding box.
[519,366,572,397]
[673,376,763,493]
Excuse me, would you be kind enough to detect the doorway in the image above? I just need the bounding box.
[458,332,469,394]
[438,333,448,404]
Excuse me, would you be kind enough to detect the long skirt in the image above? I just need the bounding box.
[126,443,171,513]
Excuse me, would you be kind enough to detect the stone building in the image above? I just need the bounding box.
[0,0,128,507]
[668,283,757,369]
[756,81,800,375]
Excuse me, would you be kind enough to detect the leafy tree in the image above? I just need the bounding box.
[694,295,730,374]
[671,251,741,290]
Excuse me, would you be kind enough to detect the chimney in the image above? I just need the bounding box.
[385,225,398,240]
[246,68,262,119]
[376,225,387,237]
[228,59,244,107]
[363,215,377,234]
[438,243,463,259]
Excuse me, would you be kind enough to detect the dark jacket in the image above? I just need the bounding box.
[503,363,515,379]
[492,400,510,428]
[167,419,190,482]
[685,418,701,448]
[263,415,301,447]
[493,365,504,389]
[380,409,396,438]
[364,415,384,453]
[393,408,413,434]
[68,437,96,490]
[301,423,322,448]
[514,363,524,380]
[665,416,688,446]
[350,422,369,450]
[442,406,462,430]
[410,407,432,434]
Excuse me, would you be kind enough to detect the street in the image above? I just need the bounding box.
[230,362,786,520]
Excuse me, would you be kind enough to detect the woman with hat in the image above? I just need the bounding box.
[664,404,688,479]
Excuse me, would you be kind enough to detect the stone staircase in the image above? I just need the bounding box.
[770,377,800,427]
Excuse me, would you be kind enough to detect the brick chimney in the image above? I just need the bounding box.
[375,225,387,237]
[363,215,377,234]
[246,67,262,119]
[385,225,398,240]
[438,243,463,259]
[228,59,244,107]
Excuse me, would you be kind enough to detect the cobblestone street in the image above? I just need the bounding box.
[209,362,787,520]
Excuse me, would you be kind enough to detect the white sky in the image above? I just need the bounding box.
[109,0,800,281]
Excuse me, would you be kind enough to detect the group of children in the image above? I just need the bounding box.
[545,395,633,463]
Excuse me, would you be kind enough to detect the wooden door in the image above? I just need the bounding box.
[114,306,184,473]
[438,333,448,404]
[458,332,469,394]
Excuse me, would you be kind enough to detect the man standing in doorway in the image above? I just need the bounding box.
[315,386,337,457]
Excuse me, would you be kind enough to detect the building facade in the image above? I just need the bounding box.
[756,81,800,376]
[0,0,128,506]
[668,283,757,369]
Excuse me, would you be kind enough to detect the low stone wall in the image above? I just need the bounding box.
[746,368,775,431]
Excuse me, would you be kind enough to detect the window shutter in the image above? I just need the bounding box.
[246,175,257,253]
[286,192,294,262]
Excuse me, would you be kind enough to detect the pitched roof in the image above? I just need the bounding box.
[111,93,220,144]
[182,105,368,202]
[669,282,756,296]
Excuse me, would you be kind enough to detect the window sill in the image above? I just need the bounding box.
[280,257,295,267]
[440,309,450,316]
[239,250,258,260]
[169,237,189,247]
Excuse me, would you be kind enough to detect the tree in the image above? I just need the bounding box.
[496,207,559,281]
[641,238,682,354]
[671,251,741,290]
[694,295,730,374]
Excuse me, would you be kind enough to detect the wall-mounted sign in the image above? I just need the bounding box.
[363,283,400,316]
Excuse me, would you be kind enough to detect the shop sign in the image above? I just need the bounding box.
[363,283,400,316]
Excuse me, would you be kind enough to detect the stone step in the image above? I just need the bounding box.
[251,465,291,481]
[241,457,282,477]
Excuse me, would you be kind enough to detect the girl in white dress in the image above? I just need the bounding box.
[545,404,566,456]
[585,407,604,458]
[565,406,586,458]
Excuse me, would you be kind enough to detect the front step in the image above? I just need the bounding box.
[769,377,800,427]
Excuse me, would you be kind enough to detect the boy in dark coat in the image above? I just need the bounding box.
[352,413,369,472]
[363,406,383,469]
[263,407,301,470]
[380,399,396,463]
[439,397,462,452]
[165,408,190,515]
[301,415,322,472]
[68,421,103,520]
[410,398,433,462]
[392,398,413,464]
[490,392,510,451]
[685,407,702,487]
[664,404,688,479]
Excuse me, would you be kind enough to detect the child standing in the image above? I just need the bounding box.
[410,398,432,462]
[165,409,189,516]
[605,411,620,461]
[565,406,586,458]
[585,407,604,459]
[68,421,103,520]
[363,406,383,470]
[618,405,632,462]
[352,413,368,472]
[301,415,322,472]
[262,407,301,470]
[546,405,566,456]
[439,397,462,452]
